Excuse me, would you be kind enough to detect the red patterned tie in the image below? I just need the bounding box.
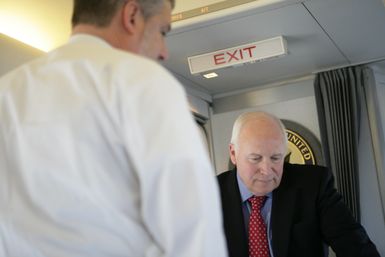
[248,196,270,257]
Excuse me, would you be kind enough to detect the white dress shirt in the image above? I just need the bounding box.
[0,34,227,257]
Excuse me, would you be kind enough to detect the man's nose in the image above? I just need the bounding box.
[258,159,272,175]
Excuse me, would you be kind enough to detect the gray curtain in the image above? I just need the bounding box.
[314,66,365,221]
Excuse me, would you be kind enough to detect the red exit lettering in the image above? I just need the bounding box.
[213,46,256,65]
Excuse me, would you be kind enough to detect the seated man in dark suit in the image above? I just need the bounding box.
[217,111,379,257]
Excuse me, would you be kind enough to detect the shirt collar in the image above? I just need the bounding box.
[68,34,112,48]
[236,171,272,203]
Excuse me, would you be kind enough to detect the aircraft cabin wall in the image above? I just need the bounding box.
[360,61,385,256]
[0,34,43,76]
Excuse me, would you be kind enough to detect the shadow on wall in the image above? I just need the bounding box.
[0,34,43,76]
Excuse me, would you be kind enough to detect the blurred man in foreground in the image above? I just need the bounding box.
[0,0,227,256]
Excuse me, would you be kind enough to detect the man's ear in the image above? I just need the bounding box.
[121,0,143,34]
[229,144,237,165]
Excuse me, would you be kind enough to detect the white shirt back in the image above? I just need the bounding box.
[0,35,227,257]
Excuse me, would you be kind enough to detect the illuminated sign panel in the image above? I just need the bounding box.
[188,36,287,74]
[171,0,285,22]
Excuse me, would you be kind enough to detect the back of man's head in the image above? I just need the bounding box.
[71,0,175,27]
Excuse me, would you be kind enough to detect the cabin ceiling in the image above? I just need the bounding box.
[1,0,385,97]
[164,0,385,96]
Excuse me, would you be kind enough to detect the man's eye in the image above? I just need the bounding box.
[248,157,261,163]
[271,156,282,162]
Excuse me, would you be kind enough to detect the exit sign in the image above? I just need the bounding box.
[187,36,287,74]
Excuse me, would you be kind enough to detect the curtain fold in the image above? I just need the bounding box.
[314,66,365,221]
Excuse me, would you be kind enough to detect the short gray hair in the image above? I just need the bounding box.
[72,0,175,27]
[230,111,288,147]
[139,0,175,20]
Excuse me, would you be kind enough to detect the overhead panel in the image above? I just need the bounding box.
[171,0,297,29]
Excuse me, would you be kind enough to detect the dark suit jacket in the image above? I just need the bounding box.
[217,163,380,257]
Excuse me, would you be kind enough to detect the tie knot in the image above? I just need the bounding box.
[248,195,266,210]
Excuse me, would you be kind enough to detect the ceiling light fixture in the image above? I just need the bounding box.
[188,36,287,75]
[203,72,218,79]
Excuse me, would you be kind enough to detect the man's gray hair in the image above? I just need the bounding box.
[72,0,175,27]
[230,111,288,147]
[139,0,175,20]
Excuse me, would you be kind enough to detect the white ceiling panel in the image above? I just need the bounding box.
[304,0,385,64]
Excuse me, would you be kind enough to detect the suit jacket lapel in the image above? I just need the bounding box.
[271,167,298,257]
[221,169,249,257]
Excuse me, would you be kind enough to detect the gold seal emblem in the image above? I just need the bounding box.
[282,120,323,166]
[285,129,316,165]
